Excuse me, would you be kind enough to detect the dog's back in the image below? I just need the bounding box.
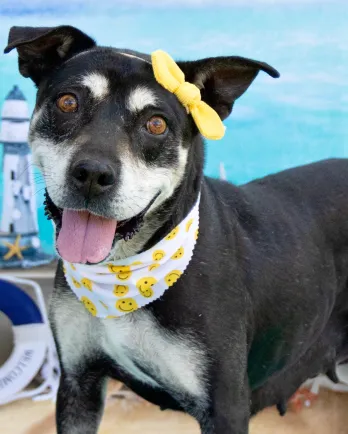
[247,158,348,240]
[205,158,348,264]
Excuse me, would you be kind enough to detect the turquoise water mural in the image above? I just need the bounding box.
[0,1,347,254]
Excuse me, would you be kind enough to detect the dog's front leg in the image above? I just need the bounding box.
[200,379,250,434]
[210,377,250,434]
[201,338,250,434]
[56,368,107,434]
[50,283,107,434]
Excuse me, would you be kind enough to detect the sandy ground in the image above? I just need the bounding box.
[1,386,348,434]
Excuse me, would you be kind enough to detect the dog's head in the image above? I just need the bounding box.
[5,25,279,264]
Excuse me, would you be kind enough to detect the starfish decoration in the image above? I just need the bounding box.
[3,234,28,261]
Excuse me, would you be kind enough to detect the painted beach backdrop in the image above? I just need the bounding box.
[0,0,347,255]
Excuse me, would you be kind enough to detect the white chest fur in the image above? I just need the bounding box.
[52,291,207,401]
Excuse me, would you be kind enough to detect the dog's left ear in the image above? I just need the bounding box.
[177,56,280,120]
[4,25,96,85]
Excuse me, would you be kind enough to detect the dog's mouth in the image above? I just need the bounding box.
[44,190,159,264]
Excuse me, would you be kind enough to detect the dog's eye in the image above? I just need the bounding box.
[146,116,167,135]
[57,94,78,113]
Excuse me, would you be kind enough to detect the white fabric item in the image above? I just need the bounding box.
[63,197,200,319]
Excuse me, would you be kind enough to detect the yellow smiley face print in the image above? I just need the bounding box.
[194,229,199,241]
[108,265,132,281]
[136,277,157,298]
[81,296,97,316]
[72,277,81,288]
[108,264,129,273]
[165,226,179,241]
[117,269,132,280]
[70,263,76,271]
[148,263,160,272]
[186,218,194,232]
[171,246,184,260]
[113,285,129,297]
[81,277,93,291]
[116,298,138,313]
[153,250,165,261]
[165,270,183,287]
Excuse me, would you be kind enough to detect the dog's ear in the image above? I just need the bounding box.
[4,26,96,85]
[177,56,280,120]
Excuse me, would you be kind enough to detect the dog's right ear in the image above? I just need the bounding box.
[4,26,96,85]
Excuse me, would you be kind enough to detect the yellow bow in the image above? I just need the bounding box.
[151,50,226,140]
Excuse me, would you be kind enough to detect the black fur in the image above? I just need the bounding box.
[276,400,287,417]
[7,25,348,434]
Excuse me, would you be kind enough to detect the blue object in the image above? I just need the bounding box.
[6,85,26,101]
[0,279,43,326]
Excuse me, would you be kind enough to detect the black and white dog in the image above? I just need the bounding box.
[5,25,348,434]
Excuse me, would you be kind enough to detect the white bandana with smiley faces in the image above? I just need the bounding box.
[63,197,200,319]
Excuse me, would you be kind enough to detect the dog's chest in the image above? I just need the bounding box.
[53,293,207,401]
[101,311,206,398]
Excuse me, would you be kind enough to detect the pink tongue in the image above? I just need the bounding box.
[57,209,117,264]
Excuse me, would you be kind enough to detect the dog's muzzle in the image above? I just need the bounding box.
[44,190,160,264]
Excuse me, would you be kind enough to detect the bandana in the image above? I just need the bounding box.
[63,197,200,319]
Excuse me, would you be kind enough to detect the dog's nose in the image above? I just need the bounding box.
[70,160,116,198]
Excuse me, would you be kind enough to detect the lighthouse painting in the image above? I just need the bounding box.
[0,86,53,268]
